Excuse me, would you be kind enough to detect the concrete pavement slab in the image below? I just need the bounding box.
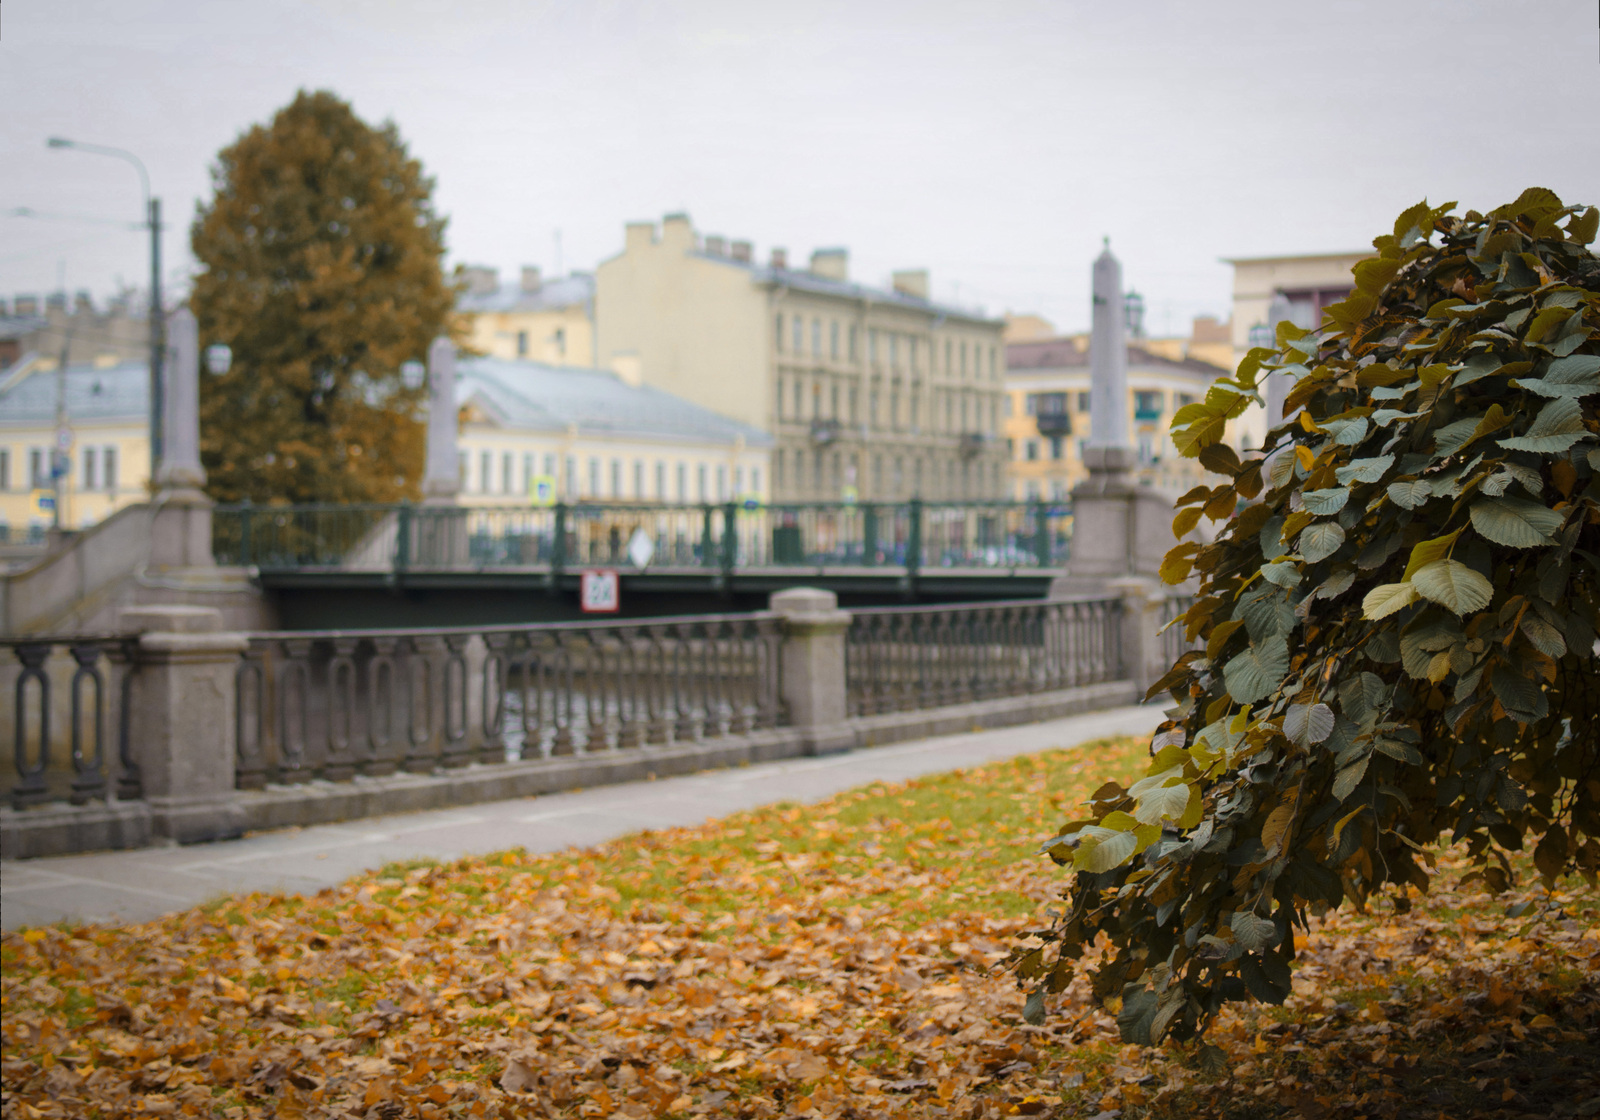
[1,702,1163,931]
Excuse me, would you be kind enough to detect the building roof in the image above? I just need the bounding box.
[1221,250,1369,265]
[0,357,148,426]
[455,273,594,315]
[1006,337,1227,377]
[686,252,998,325]
[458,357,772,448]
[0,314,49,342]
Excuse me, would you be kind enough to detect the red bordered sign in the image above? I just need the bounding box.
[579,568,620,613]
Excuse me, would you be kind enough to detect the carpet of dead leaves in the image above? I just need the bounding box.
[3,734,1598,1120]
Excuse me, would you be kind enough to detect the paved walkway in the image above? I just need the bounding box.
[0,704,1164,931]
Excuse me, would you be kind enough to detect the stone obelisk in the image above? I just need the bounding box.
[1082,239,1133,490]
[154,307,208,502]
[1061,239,1172,591]
[421,336,460,505]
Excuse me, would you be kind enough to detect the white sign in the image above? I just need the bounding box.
[579,568,620,613]
[627,527,655,568]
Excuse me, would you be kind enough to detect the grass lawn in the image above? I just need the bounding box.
[3,733,1597,1119]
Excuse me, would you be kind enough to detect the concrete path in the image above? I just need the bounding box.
[0,703,1163,932]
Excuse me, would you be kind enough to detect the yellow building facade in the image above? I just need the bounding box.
[594,214,1008,503]
[453,266,596,367]
[0,356,151,541]
[1003,337,1226,500]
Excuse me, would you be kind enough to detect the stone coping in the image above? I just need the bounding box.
[0,680,1134,860]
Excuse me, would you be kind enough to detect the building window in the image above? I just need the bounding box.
[849,387,858,424]
[909,337,918,371]
[1134,390,1163,419]
[655,460,666,498]
[775,312,784,352]
[734,465,744,494]
[872,455,883,493]
[775,378,783,420]
[611,459,623,498]
[543,453,556,478]
[1076,439,1086,461]
[869,329,879,364]
[792,315,803,353]
[0,449,9,491]
[751,467,762,494]
[502,452,514,494]
[830,382,840,420]
[795,451,805,493]
[1025,440,1040,461]
[813,453,823,489]
[677,462,687,502]
[812,318,821,356]
[634,460,645,498]
[910,389,919,429]
[553,327,565,358]
[960,341,968,377]
[774,449,784,488]
[794,379,804,418]
[565,456,577,497]
[849,324,858,361]
[717,465,728,501]
[1076,391,1091,412]
[889,389,900,429]
[892,457,903,494]
[523,453,534,493]
[588,458,600,497]
[889,334,898,367]
[944,339,952,373]
[82,447,97,491]
[1050,436,1063,460]
[480,451,492,494]
[516,330,528,358]
[697,463,708,501]
[1138,433,1156,463]
[1006,437,1015,458]
[830,321,840,359]
[1175,392,1196,408]
[869,391,879,428]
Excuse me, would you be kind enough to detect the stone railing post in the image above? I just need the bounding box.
[1106,576,1169,698]
[119,606,247,844]
[771,588,855,756]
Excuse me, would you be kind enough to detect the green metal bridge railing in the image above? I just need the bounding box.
[211,500,1074,577]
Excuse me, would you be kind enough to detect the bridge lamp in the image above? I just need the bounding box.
[205,344,232,375]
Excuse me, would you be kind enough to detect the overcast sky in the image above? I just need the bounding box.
[3,0,1598,338]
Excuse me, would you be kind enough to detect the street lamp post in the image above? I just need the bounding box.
[46,137,163,479]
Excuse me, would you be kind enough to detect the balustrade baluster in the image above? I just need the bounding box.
[481,632,511,763]
[66,642,109,804]
[277,639,313,782]
[440,634,472,767]
[402,636,437,772]
[10,643,52,808]
[323,638,359,780]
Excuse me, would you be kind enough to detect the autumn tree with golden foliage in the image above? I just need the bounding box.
[191,89,454,503]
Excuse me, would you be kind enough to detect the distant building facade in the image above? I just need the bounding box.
[454,357,771,506]
[0,289,150,370]
[453,266,595,366]
[0,356,151,537]
[594,214,1008,503]
[1004,336,1226,500]
[1226,250,1366,446]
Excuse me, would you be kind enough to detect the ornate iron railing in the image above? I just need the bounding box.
[212,499,1073,575]
[3,636,140,809]
[844,596,1123,716]
[233,613,784,787]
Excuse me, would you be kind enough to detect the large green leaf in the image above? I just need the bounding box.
[1469,496,1564,548]
[1223,637,1290,703]
[1362,581,1417,619]
[1334,454,1394,485]
[1133,781,1192,826]
[1410,559,1494,615]
[1301,487,1351,515]
[1299,521,1346,563]
[1499,397,1591,453]
[1073,827,1139,873]
[1386,479,1432,509]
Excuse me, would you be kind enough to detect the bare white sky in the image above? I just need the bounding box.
[2,0,1598,337]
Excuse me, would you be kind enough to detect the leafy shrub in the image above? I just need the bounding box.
[1014,190,1600,1046]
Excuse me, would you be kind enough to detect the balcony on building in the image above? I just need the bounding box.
[1134,390,1164,423]
[810,419,841,447]
[958,432,988,458]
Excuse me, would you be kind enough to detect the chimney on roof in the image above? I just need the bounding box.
[74,290,93,313]
[625,221,656,252]
[810,248,848,282]
[730,240,753,263]
[705,235,728,257]
[661,212,694,251]
[14,295,38,316]
[892,269,929,300]
[770,247,788,270]
[520,266,543,294]
[46,291,67,312]
[455,264,499,296]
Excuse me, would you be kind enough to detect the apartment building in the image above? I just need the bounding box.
[1004,336,1226,500]
[594,214,1008,503]
[454,265,595,366]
